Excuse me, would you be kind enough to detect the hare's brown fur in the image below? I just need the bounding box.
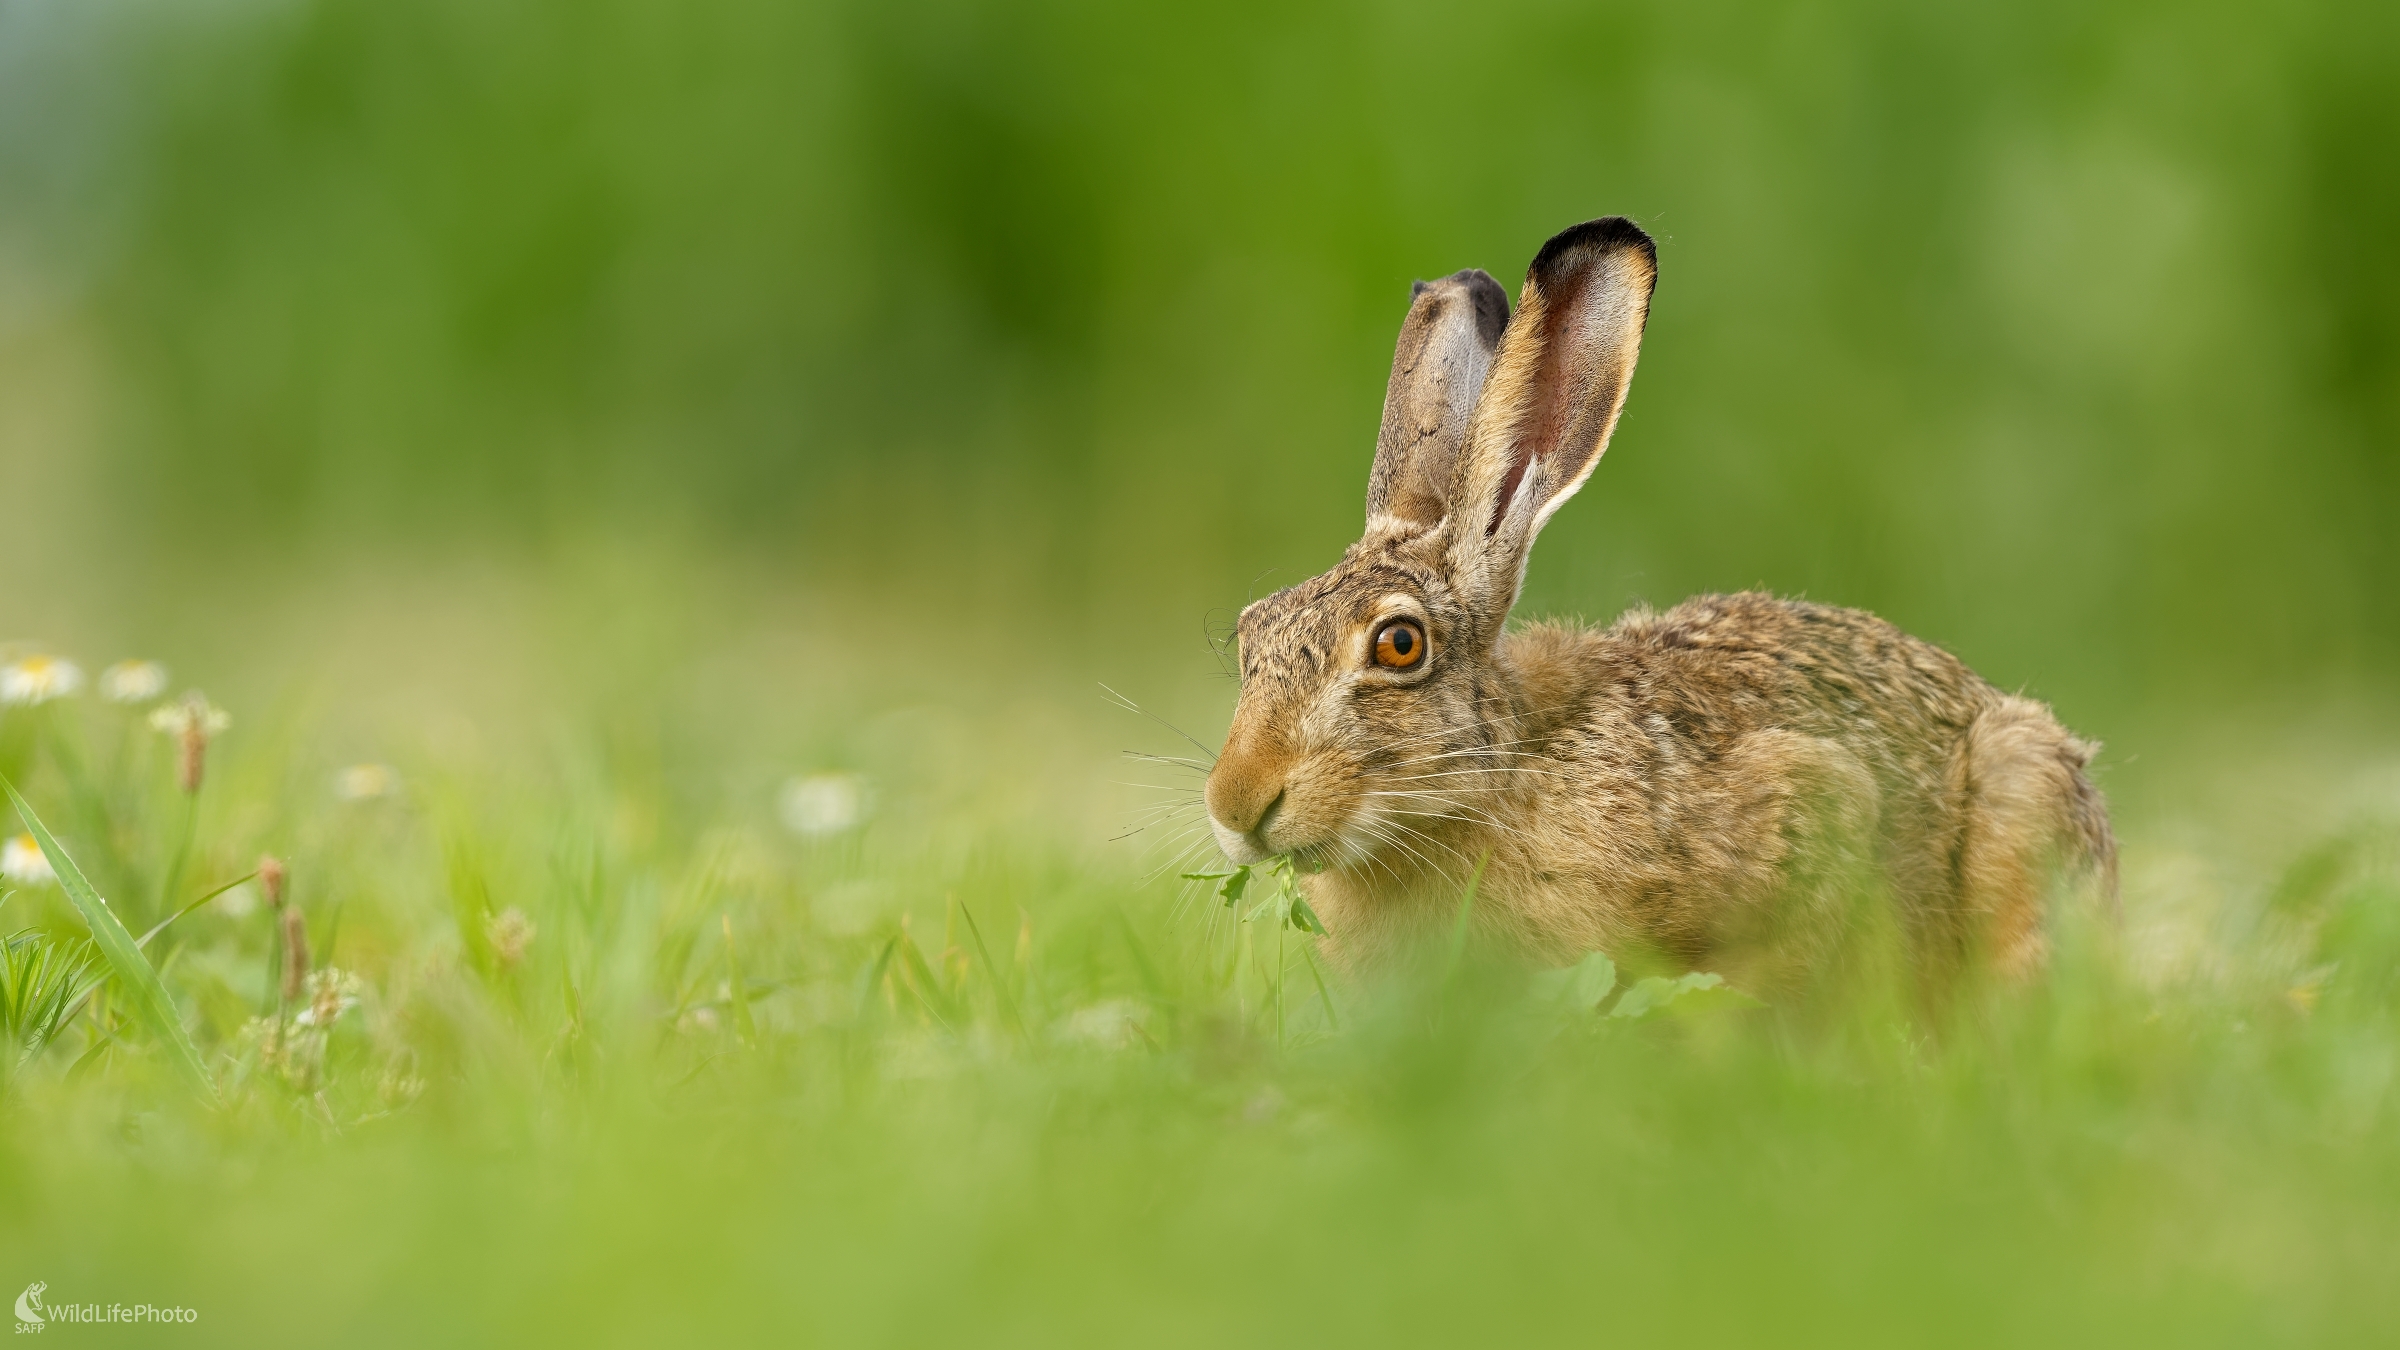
[1203,218,2115,994]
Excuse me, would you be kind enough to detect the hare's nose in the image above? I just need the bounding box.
[1205,725,1289,854]
[1206,775,1283,837]
[1207,792,1281,867]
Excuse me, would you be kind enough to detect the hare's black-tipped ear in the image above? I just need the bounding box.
[1447,217,1655,610]
[1365,269,1510,529]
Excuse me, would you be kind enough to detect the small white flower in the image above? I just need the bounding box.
[335,763,398,801]
[213,882,260,919]
[1059,999,1149,1050]
[149,695,231,737]
[779,773,870,837]
[2,834,55,887]
[0,655,84,705]
[99,660,169,703]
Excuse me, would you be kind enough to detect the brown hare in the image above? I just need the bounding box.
[1202,217,2116,997]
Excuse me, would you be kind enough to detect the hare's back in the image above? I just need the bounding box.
[1590,591,1997,791]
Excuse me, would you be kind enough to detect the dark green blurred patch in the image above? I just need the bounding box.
[1,0,2393,725]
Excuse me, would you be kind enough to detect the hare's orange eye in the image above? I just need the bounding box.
[1373,619,1426,670]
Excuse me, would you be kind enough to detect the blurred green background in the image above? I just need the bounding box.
[2,0,2392,755]
[4,3,2400,1345]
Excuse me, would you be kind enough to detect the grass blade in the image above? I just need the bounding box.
[1300,941,1341,1032]
[1,931,103,1075]
[956,900,1029,1045]
[1441,851,1489,986]
[721,915,757,1044]
[1435,851,1491,1023]
[138,869,260,949]
[2,773,215,1099]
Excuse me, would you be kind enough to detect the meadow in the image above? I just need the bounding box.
[2,566,2396,1346]
[2,0,2397,1343]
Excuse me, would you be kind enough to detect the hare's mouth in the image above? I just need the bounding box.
[1210,789,1346,867]
[1208,806,1279,866]
[1279,841,1334,874]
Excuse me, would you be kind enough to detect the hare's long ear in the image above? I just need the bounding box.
[1365,269,1511,530]
[1446,217,1655,621]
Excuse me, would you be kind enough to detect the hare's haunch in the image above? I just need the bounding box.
[1203,218,2115,992]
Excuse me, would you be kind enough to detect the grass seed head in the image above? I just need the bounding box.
[280,905,310,1003]
[298,968,362,1027]
[486,907,537,970]
[258,854,288,910]
[240,1016,288,1073]
[377,1057,426,1108]
[151,692,231,794]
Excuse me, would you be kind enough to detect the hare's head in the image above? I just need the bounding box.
[1205,217,1656,870]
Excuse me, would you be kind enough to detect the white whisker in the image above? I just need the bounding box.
[1101,683,1219,763]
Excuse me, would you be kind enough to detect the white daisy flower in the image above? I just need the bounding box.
[335,763,398,801]
[0,655,84,705]
[99,660,169,703]
[779,772,871,837]
[2,834,55,887]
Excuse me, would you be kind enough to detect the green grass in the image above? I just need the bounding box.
[0,659,2396,1347]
